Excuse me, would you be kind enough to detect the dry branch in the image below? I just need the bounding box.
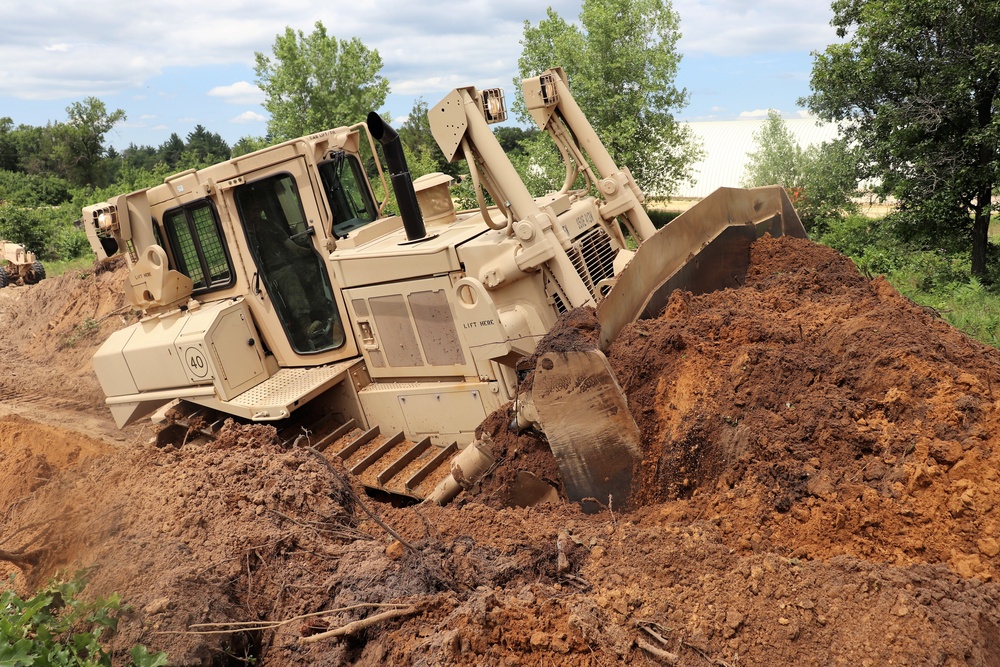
[299,605,419,644]
[156,602,413,636]
[304,446,416,552]
[638,638,679,664]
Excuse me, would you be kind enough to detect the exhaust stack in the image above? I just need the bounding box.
[366,112,426,242]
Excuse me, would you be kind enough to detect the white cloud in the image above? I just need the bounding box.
[739,109,778,119]
[0,1,826,105]
[231,111,266,124]
[0,0,837,146]
[0,0,579,101]
[208,81,264,106]
[674,0,838,56]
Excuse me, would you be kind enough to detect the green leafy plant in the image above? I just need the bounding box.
[63,318,100,349]
[0,571,167,667]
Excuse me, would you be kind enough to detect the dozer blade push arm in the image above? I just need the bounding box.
[522,68,657,244]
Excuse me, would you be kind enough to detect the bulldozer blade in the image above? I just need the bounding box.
[509,471,561,507]
[532,349,642,513]
[597,186,807,350]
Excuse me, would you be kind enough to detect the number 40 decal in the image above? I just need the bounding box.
[184,347,210,378]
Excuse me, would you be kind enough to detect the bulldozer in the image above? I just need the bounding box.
[0,240,45,288]
[82,67,806,510]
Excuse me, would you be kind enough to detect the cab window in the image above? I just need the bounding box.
[318,151,379,238]
[163,201,233,292]
[235,174,345,354]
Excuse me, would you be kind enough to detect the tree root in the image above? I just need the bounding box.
[638,638,679,664]
[159,602,415,636]
[0,547,44,569]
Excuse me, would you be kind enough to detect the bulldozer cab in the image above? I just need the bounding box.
[154,143,374,367]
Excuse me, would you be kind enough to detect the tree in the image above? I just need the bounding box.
[0,117,17,172]
[493,126,539,158]
[185,125,230,164]
[742,110,858,234]
[122,143,160,172]
[232,135,272,158]
[52,97,126,187]
[397,98,455,179]
[157,133,186,168]
[803,0,1000,278]
[255,21,390,141]
[516,0,701,196]
[741,111,804,191]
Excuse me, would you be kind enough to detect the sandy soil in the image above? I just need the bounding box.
[3,238,1000,666]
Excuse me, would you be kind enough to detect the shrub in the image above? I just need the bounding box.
[0,571,167,667]
[646,208,679,229]
[0,202,57,257]
[0,170,72,207]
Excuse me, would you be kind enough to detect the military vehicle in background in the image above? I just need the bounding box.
[0,240,45,288]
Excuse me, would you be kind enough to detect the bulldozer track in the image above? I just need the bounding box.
[160,404,455,503]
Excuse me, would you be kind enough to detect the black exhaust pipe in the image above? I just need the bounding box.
[366,112,426,242]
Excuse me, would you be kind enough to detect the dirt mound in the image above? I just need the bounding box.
[609,235,1000,580]
[4,238,1000,666]
[0,257,142,442]
[0,415,112,511]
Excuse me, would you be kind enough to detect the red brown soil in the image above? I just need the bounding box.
[3,237,1000,666]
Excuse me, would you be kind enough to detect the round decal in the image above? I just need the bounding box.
[185,347,209,379]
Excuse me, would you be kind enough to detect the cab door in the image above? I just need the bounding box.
[229,161,352,365]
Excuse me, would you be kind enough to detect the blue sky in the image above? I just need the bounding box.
[0,0,840,151]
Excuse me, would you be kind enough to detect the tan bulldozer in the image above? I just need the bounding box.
[0,240,45,288]
[81,67,805,510]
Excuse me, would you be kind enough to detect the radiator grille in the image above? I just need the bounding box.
[568,225,616,299]
[544,224,618,313]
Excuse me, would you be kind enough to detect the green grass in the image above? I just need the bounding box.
[820,214,1000,349]
[890,275,1000,348]
[989,213,1000,240]
[41,252,98,279]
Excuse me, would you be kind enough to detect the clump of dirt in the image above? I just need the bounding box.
[5,239,1000,666]
[472,408,565,507]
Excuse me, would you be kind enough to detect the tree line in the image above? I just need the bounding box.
[0,104,231,194]
[0,106,238,260]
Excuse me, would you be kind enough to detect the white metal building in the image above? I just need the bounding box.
[672,118,841,199]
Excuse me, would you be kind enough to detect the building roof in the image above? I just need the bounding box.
[672,118,840,199]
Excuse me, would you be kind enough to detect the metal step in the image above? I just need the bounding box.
[157,402,458,501]
[329,428,457,500]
